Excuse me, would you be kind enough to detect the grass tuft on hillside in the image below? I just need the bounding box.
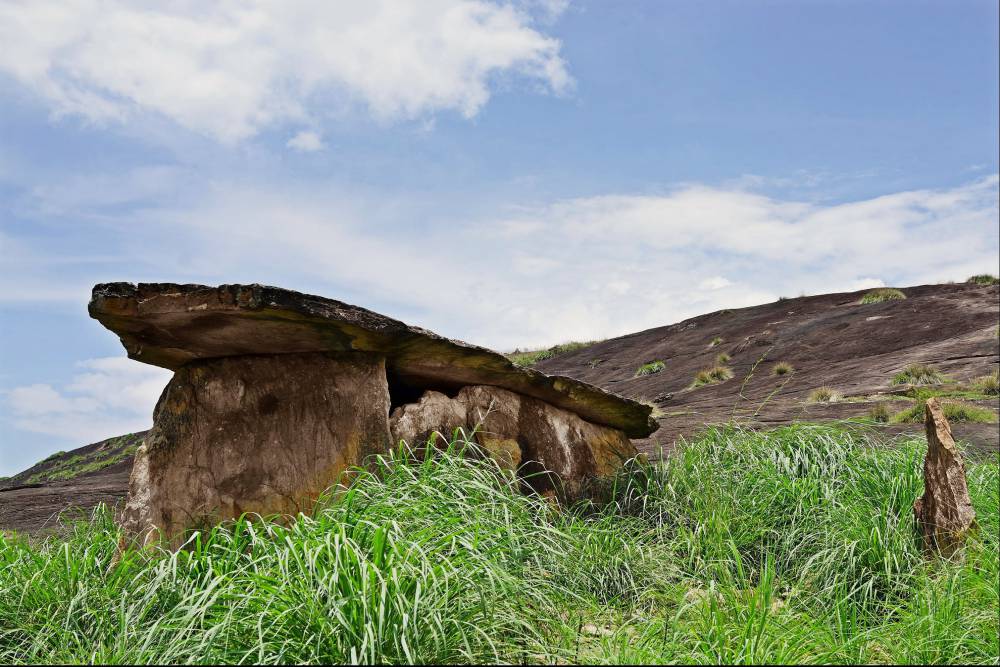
[692,365,733,387]
[891,363,947,386]
[507,341,599,367]
[966,274,999,286]
[634,360,666,377]
[1,425,997,665]
[972,369,999,396]
[772,361,794,376]
[807,386,841,403]
[890,400,998,425]
[22,434,145,485]
[860,288,907,304]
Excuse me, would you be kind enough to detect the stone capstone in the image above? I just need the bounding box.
[913,398,977,556]
[120,352,391,545]
[89,282,657,438]
[390,386,638,500]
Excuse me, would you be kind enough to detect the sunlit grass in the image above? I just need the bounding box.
[972,369,999,397]
[692,365,733,388]
[807,386,841,403]
[891,363,947,386]
[635,360,666,377]
[890,400,997,425]
[1,425,996,664]
[506,341,599,367]
[860,288,907,304]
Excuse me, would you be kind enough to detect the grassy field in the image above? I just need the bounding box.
[1,424,997,664]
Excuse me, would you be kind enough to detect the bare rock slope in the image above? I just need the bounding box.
[530,282,998,457]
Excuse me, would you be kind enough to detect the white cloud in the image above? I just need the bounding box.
[846,277,886,291]
[5,174,998,353]
[286,130,325,152]
[699,276,732,290]
[0,0,571,143]
[5,358,172,443]
[105,174,998,350]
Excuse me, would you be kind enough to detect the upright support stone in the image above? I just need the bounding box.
[913,397,977,556]
[121,352,391,546]
[390,386,637,501]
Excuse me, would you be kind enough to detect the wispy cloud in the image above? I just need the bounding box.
[5,174,996,351]
[0,1,571,143]
[286,130,325,153]
[4,358,171,443]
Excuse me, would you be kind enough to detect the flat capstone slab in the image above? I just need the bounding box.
[89,282,658,438]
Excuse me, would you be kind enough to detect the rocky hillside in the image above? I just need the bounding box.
[2,281,997,536]
[0,432,145,535]
[529,282,999,457]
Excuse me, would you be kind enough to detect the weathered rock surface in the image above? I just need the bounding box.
[120,352,391,545]
[390,386,637,500]
[913,398,977,555]
[89,282,656,438]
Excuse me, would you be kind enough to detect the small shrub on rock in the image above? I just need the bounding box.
[772,361,794,376]
[716,352,730,365]
[635,360,665,377]
[507,341,597,367]
[807,387,841,403]
[859,288,906,304]
[692,366,733,387]
[891,400,997,424]
[867,402,891,423]
[972,369,999,396]
[966,274,999,286]
[891,363,946,386]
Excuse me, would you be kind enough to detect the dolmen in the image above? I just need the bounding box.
[90,283,658,544]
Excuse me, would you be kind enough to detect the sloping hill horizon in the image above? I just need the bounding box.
[2,280,997,535]
[530,281,998,456]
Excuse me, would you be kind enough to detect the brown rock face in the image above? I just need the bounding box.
[913,398,977,555]
[89,282,654,543]
[89,282,656,438]
[390,386,637,500]
[121,352,391,545]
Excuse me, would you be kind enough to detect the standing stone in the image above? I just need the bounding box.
[390,385,637,501]
[89,282,658,545]
[121,352,391,546]
[913,398,977,556]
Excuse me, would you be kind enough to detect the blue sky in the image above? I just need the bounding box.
[1,0,998,475]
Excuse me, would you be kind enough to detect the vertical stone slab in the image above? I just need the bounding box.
[389,385,637,501]
[913,397,977,556]
[121,352,391,546]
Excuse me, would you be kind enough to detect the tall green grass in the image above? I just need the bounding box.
[889,400,997,424]
[1,425,997,664]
